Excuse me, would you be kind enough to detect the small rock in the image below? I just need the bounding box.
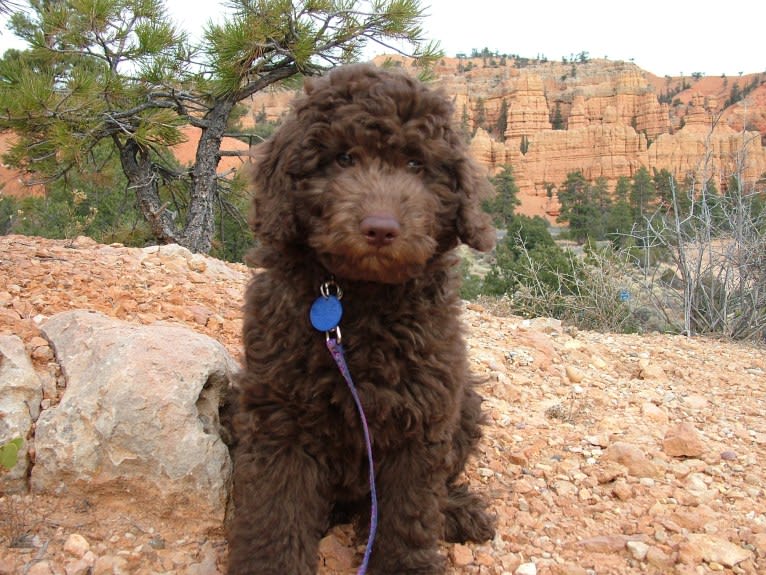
[592,461,625,484]
[682,395,709,410]
[501,553,522,573]
[475,551,494,567]
[663,422,706,458]
[638,359,666,380]
[585,433,609,448]
[641,402,668,426]
[646,546,675,569]
[28,336,54,361]
[0,291,12,306]
[684,472,708,493]
[188,304,213,326]
[679,533,753,567]
[318,534,355,570]
[627,540,650,561]
[508,451,529,466]
[515,562,537,575]
[28,562,54,575]
[612,478,633,501]
[565,366,584,383]
[720,450,737,461]
[602,441,659,478]
[65,556,94,575]
[751,532,766,555]
[576,535,631,552]
[64,533,90,558]
[553,563,588,575]
[450,543,474,566]
[93,555,128,575]
[552,479,578,498]
[187,254,208,273]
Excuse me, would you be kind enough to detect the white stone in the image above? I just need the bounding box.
[33,311,236,525]
[515,563,537,575]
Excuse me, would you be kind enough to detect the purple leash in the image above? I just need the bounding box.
[310,281,378,574]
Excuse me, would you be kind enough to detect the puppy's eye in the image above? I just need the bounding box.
[336,153,354,167]
[406,159,423,173]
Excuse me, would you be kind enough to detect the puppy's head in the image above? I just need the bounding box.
[251,64,495,283]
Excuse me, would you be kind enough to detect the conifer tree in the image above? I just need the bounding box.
[484,164,520,229]
[495,98,508,140]
[606,175,634,246]
[630,166,656,222]
[473,97,486,133]
[556,170,598,242]
[0,0,438,253]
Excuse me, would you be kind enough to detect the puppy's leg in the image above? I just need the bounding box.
[226,440,330,575]
[368,443,448,575]
[444,483,495,543]
[444,386,496,543]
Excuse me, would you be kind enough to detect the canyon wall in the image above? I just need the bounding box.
[247,56,766,219]
[440,58,766,217]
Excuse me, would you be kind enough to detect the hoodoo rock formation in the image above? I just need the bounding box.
[245,56,766,219]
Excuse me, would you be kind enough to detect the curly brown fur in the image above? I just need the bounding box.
[227,64,496,574]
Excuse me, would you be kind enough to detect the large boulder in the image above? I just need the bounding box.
[32,310,237,526]
[0,335,42,493]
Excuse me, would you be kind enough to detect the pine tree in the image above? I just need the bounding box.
[495,98,508,140]
[484,165,520,229]
[630,166,656,222]
[0,0,439,253]
[473,97,486,133]
[551,102,564,130]
[556,171,598,243]
[606,176,634,246]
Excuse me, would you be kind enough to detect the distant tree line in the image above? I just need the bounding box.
[455,48,551,71]
[555,166,766,247]
[463,163,766,339]
[724,74,763,108]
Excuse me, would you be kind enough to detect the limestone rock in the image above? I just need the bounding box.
[32,310,236,525]
[637,358,666,380]
[662,421,707,458]
[319,531,355,571]
[63,533,90,558]
[0,335,42,492]
[565,365,584,383]
[515,562,537,575]
[450,543,474,566]
[602,441,659,477]
[626,540,650,561]
[27,561,54,575]
[641,402,668,426]
[679,534,753,567]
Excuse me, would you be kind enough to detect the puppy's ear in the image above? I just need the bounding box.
[454,157,496,252]
[249,135,299,246]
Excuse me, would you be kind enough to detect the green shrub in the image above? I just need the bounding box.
[0,438,22,471]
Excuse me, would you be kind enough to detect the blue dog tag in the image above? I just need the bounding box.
[310,295,343,332]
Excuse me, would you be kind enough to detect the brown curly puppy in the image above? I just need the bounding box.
[227,63,496,574]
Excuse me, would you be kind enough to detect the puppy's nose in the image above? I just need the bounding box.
[360,215,400,247]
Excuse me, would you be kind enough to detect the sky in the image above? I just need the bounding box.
[0,0,764,78]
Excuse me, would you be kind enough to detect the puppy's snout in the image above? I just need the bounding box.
[360,215,401,247]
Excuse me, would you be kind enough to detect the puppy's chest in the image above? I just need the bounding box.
[336,320,462,426]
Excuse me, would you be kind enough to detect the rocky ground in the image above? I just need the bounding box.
[0,234,764,575]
